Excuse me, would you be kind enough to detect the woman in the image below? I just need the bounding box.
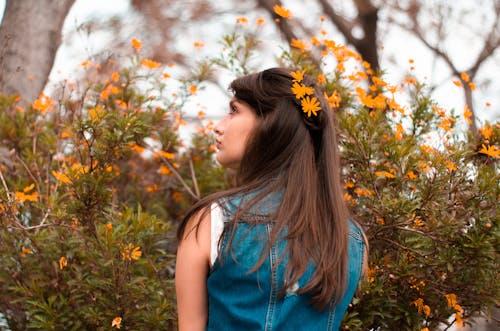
[175,68,367,331]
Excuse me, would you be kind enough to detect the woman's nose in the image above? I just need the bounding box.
[214,119,224,135]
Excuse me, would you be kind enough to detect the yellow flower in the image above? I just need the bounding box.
[445,160,457,171]
[14,191,38,203]
[375,171,396,179]
[141,58,161,69]
[317,73,326,84]
[121,243,142,261]
[479,144,500,158]
[193,41,204,49]
[32,93,55,115]
[156,150,175,160]
[20,248,32,257]
[189,85,197,95]
[463,105,472,124]
[405,171,417,180]
[460,72,470,82]
[111,317,122,329]
[131,37,142,51]
[290,38,308,50]
[478,125,492,140]
[52,170,71,184]
[273,4,292,19]
[290,70,305,82]
[291,82,314,99]
[59,256,68,270]
[324,91,341,108]
[301,96,321,117]
[236,17,248,24]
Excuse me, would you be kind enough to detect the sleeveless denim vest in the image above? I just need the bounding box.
[206,195,365,331]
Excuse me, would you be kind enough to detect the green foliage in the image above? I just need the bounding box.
[0,56,225,330]
[0,26,498,331]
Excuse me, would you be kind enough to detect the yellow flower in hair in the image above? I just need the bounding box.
[291,82,314,99]
[290,70,305,82]
[301,96,321,117]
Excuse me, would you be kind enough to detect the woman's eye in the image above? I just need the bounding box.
[229,105,237,114]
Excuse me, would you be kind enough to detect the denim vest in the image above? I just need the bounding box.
[206,195,365,331]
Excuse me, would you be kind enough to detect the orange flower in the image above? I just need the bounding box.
[256,18,265,25]
[325,91,341,108]
[81,60,91,68]
[146,184,159,192]
[14,190,38,203]
[131,37,142,51]
[32,93,55,115]
[156,150,175,160]
[236,17,248,24]
[438,117,455,131]
[159,165,171,176]
[141,58,161,69]
[121,243,142,261]
[344,181,355,189]
[445,160,457,171]
[469,82,476,90]
[452,80,462,87]
[478,125,492,140]
[301,96,321,117]
[189,85,197,95]
[479,144,500,158]
[291,82,314,99]
[112,317,122,329]
[290,70,305,82]
[273,4,292,18]
[460,72,470,82]
[52,170,71,184]
[111,72,120,82]
[405,171,417,180]
[290,38,308,50]
[193,41,205,49]
[59,256,68,270]
[20,248,32,257]
[375,171,396,179]
[317,73,326,84]
[463,105,472,124]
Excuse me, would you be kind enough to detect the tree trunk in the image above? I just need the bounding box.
[0,0,75,102]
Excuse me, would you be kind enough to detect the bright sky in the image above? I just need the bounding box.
[0,0,498,125]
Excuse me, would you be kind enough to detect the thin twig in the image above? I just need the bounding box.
[158,154,199,201]
[0,166,12,202]
[189,157,200,198]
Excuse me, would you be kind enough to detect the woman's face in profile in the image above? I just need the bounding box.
[214,98,257,169]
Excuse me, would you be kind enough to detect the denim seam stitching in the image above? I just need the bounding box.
[264,223,278,331]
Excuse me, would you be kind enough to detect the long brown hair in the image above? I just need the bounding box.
[177,67,350,310]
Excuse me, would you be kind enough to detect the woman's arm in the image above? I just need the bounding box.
[175,208,211,331]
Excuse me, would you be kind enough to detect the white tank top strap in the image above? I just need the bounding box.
[210,202,224,266]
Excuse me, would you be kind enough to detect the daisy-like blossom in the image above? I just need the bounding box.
[290,70,305,82]
[273,4,292,18]
[131,37,142,51]
[291,82,314,99]
[141,58,161,69]
[301,96,321,117]
[112,317,122,329]
[479,144,500,158]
